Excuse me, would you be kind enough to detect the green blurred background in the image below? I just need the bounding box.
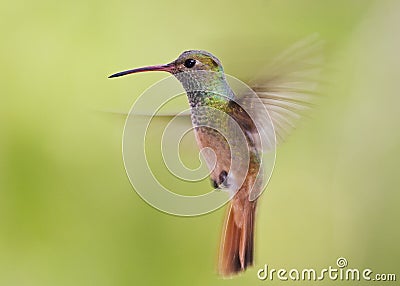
[1,0,399,285]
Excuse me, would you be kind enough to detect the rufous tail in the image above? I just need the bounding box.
[218,200,256,277]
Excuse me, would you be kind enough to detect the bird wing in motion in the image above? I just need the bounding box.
[235,34,325,152]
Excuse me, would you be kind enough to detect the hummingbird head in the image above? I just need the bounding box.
[109,50,223,78]
[109,50,230,99]
[109,50,233,98]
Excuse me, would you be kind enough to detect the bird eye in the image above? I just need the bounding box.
[184,59,196,68]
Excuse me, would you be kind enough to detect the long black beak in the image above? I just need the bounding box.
[108,63,175,78]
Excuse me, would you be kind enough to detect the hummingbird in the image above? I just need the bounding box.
[109,38,322,276]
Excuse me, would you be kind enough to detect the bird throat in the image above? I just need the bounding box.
[174,70,235,128]
[186,90,233,128]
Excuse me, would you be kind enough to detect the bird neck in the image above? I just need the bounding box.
[175,71,234,106]
[186,88,233,108]
[186,88,233,128]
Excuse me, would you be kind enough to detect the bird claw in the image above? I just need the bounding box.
[211,170,229,190]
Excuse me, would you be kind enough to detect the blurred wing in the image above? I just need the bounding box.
[98,109,191,118]
[237,34,324,151]
[98,109,192,125]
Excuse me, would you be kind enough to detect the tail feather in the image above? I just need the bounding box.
[219,201,256,277]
